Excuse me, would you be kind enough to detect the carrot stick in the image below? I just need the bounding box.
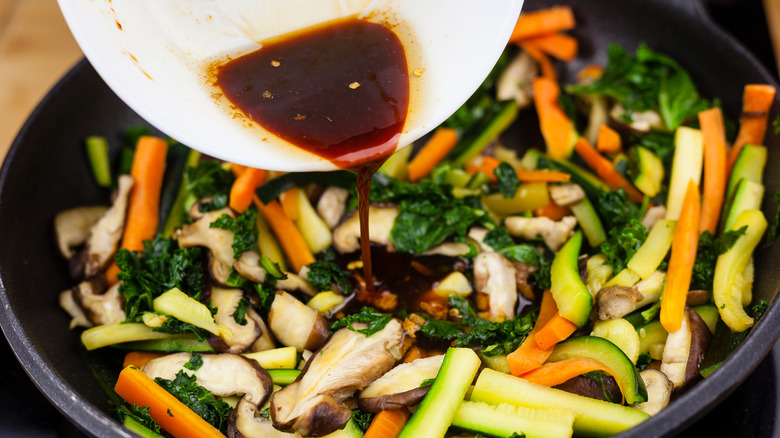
[535,200,571,221]
[280,186,300,221]
[516,169,571,183]
[532,77,576,159]
[229,167,266,213]
[727,84,776,173]
[519,42,557,81]
[520,358,616,387]
[506,290,558,376]
[660,180,701,332]
[230,163,248,177]
[123,351,166,369]
[534,313,578,350]
[520,33,578,61]
[253,196,314,273]
[577,65,604,84]
[510,6,576,41]
[114,366,225,438]
[596,124,621,153]
[698,107,728,234]
[364,408,411,438]
[407,128,459,181]
[574,137,644,203]
[465,156,501,182]
[106,136,168,284]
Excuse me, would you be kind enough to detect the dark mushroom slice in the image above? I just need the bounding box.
[609,103,664,134]
[267,291,328,352]
[178,208,236,284]
[332,206,398,253]
[495,50,537,108]
[474,252,517,321]
[209,287,261,354]
[53,205,109,260]
[554,374,623,403]
[632,369,673,416]
[316,186,349,230]
[80,174,134,278]
[271,320,404,437]
[595,286,644,320]
[660,307,713,392]
[358,354,444,413]
[686,289,711,306]
[144,352,273,432]
[229,399,302,438]
[60,276,125,327]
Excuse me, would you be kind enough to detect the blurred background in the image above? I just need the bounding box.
[0,0,779,436]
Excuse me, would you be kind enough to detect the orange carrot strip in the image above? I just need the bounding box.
[506,290,558,376]
[577,65,604,84]
[229,167,267,213]
[727,84,776,173]
[407,128,459,181]
[114,366,225,438]
[520,358,616,387]
[532,77,576,159]
[123,351,166,369]
[465,156,501,182]
[253,196,314,273]
[510,6,576,41]
[535,200,571,221]
[698,107,728,234]
[364,408,411,438]
[521,33,578,61]
[403,347,424,363]
[230,163,248,177]
[106,136,168,284]
[280,186,300,221]
[660,181,701,332]
[596,124,622,153]
[519,42,557,81]
[534,313,578,350]
[574,137,644,203]
[516,169,571,182]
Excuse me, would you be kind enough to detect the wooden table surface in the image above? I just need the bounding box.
[0,0,82,162]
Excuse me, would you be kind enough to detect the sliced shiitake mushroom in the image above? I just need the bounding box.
[209,287,261,354]
[80,175,134,278]
[60,276,125,327]
[660,307,713,392]
[53,206,110,260]
[178,208,236,285]
[473,252,517,321]
[595,286,643,320]
[554,374,623,403]
[316,186,349,230]
[632,369,673,416]
[267,291,328,352]
[358,354,444,412]
[332,206,398,253]
[270,320,404,436]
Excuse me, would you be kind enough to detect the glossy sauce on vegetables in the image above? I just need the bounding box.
[215,17,410,292]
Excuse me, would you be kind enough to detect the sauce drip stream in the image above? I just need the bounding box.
[215,17,410,293]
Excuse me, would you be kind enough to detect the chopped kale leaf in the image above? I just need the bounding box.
[495,162,519,198]
[152,315,211,342]
[417,314,461,340]
[599,218,649,272]
[184,353,204,371]
[450,296,536,356]
[209,208,259,259]
[331,307,392,337]
[116,236,205,322]
[232,297,248,325]
[691,226,747,290]
[306,260,352,294]
[155,371,232,433]
[112,404,161,434]
[351,410,375,432]
[483,227,541,265]
[185,161,235,208]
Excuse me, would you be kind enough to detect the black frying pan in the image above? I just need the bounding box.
[1,0,778,437]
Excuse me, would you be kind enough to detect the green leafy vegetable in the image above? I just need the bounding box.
[450,296,536,356]
[370,173,488,254]
[331,307,392,337]
[483,227,541,265]
[568,43,711,130]
[635,352,652,371]
[351,410,374,432]
[155,370,232,433]
[532,246,554,290]
[113,404,161,434]
[596,188,645,229]
[185,161,235,211]
[306,261,352,294]
[690,227,747,290]
[209,208,259,259]
[183,353,203,371]
[494,162,519,198]
[417,314,461,340]
[419,378,436,387]
[752,299,769,321]
[599,218,649,272]
[232,298,248,325]
[116,236,205,321]
[632,130,676,167]
[152,315,211,342]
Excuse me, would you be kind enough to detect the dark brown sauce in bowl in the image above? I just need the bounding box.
[215,17,410,291]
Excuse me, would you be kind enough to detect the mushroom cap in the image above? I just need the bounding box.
[268,291,329,353]
[358,354,444,413]
[208,287,261,354]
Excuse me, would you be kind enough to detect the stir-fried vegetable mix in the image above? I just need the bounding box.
[55,5,778,438]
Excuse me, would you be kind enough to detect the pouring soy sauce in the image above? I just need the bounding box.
[215,17,410,294]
